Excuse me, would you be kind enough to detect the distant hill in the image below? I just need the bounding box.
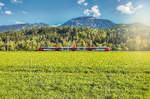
[62,16,116,29]
[0,23,150,51]
[0,23,50,32]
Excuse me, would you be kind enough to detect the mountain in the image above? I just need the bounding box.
[62,16,116,29]
[0,23,50,32]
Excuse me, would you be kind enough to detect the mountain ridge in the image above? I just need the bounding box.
[0,16,149,32]
[0,23,50,32]
[62,16,116,29]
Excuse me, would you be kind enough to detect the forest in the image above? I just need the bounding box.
[0,23,150,51]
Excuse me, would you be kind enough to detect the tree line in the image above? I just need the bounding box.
[0,24,150,51]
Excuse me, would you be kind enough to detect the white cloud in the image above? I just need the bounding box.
[117,2,143,14]
[5,10,12,15]
[91,5,101,17]
[84,5,101,17]
[137,5,143,9]
[84,2,88,6]
[84,9,90,16]
[0,2,5,7]
[11,0,22,3]
[78,0,85,5]
[77,0,88,6]
[52,24,61,27]
[16,21,24,24]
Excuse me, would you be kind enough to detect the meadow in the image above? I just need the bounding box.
[0,51,150,99]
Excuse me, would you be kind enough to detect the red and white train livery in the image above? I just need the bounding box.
[39,47,111,51]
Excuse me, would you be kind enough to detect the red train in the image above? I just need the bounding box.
[39,47,111,51]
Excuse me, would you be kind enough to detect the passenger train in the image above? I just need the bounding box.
[39,47,111,51]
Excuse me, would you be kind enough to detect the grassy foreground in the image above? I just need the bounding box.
[0,51,150,99]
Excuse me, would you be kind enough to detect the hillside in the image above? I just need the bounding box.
[62,16,116,29]
[0,23,150,51]
[0,23,50,32]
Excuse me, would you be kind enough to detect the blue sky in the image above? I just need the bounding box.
[0,0,150,25]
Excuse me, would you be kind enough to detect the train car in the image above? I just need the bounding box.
[39,47,110,51]
[39,47,55,51]
[87,47,93,51]
[71,47,77,51]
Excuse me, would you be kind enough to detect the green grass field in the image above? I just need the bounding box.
[0,52,150,99]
